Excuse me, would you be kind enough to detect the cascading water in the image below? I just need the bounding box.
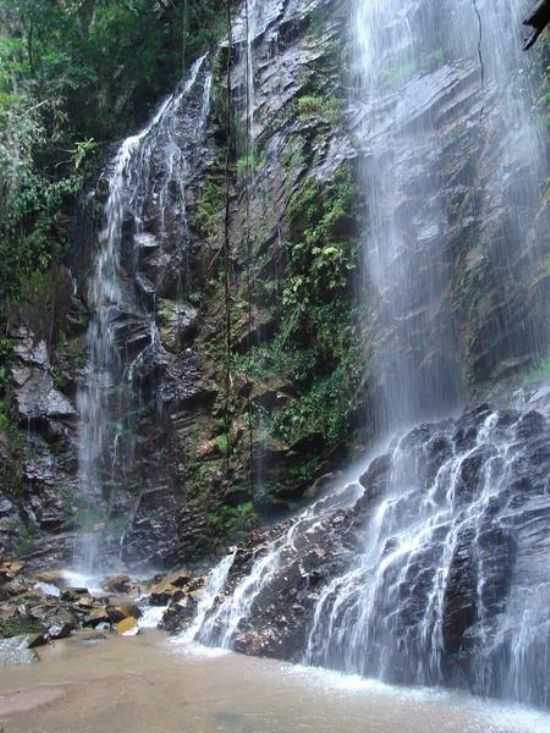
[186,0,550,714]
[304,403,550,708]
[75,55,212,572]
[197,481,362,650]
[353,0,546,428]
[303,0,550,706]
[181,550,237,644]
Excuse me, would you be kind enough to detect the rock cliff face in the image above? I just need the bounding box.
[172,391,550,709]
[1,0,550,576]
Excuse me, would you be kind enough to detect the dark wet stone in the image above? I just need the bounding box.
[516,410,546,439]
[159,596,197,634]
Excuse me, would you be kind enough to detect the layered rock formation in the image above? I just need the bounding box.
[171,391,550,709]
[0,0,549,585]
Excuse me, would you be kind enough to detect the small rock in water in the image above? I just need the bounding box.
[47,622,73,641]
[84,608,111,628]
[116,617,139,636]
[27,633,48,649]
[102,575,132,594]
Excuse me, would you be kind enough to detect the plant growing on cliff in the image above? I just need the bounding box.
[283,166,357,317]
[233,164,364,450]
[297,94,342,125]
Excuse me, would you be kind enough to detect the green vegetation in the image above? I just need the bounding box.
[216,433,231,456]
[526,356,550,384]
[297,94,342,125]
[0,0,225,319]
[236,149,267,177]
[283,167,357,313]
[208,501,256,535]
[13,522,38,556]
[0,616,44,639]
[195,179,225,238]
[234,163,364,447]
[0,400,10,431]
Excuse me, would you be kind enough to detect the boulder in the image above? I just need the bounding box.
[159,597,197,634]
[47,622,73,641]
[106,603,142,624]
[516,410,545,439]
[116,617,139,636]
[0,562,25,584]
[102,575,132,594]
[148,570,194,606]
[158,301,198,353]
[84,608,111,628]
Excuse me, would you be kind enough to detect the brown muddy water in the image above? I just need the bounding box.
[1,631,550,733]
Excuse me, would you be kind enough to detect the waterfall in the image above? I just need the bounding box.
[302,0,550,706]
[246,0,258,145]
[197,481,362,650]
[182,550,237,644]
[353,0,545,428]
[183,0,550,714]
[304,404,550,708]
[74,54,212,572]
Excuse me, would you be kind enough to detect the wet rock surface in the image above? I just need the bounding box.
[1,5,550,719]
[157,399,550,710]
[0,564,153,658]
[2,0,550,577]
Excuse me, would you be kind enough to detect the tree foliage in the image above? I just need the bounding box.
[0,0,223,319]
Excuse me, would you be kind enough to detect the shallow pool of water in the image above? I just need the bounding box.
[1,633,550,733]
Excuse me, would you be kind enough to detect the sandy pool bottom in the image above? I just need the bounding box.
[1,632,550,733]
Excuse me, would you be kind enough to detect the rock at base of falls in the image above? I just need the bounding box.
[173,396,550,710]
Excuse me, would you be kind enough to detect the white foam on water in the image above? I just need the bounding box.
[138,605,167,629]
[62,570,104,595]
[34,582,61,598]
[282,662,550,733]
[169,638,231,659]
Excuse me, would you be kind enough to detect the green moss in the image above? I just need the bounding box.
[0,617,44,639]
[216,433,230,456]
[51,367,67,392]
[234,162,364,450]
[0,400,9,431]
[297,94,342,125]
[284,165,357,314]
[0,392,25,498]
[13,523,38,555]
[525,357,550,384]
[60,335,87,370]
[194,179,224,239]
[236,149,267,177]
[208,501,256,535]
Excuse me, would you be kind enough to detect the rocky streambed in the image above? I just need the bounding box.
[0,562,204,664]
